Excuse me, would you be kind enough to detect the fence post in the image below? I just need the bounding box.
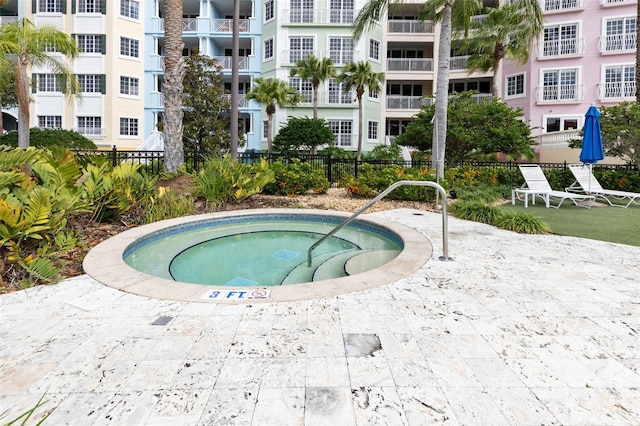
[193,145,199,171]
[354,158,359,178]
[111,145,117,167]
[327,154,332,183]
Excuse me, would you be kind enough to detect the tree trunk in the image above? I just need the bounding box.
[230,0,240,158]
[637,0,639,102]
[312,84,319,119]
[432,0,454,181]
[267,113,274,154]
[492,42,503,98]
[163,0,185,172]
[16,62,30,149]
[356,94,363,161]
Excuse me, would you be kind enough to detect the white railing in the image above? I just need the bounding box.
[600,82,637,99]
[541,38,584,57]
[450,55,470,71]
[543,0,583,11]
[601,33,637,52]
[281,9,357,24]
[467,93,493,104]
[75,127,105,137]
[282,50,319,64]
[159,17,198,31]
[386,95,432,109]
[387,20,434,33]
[223,94,248,108]
[150,92,164,107]
[136,132,164,151]
[213,19,249,32]
[149,54,164,71]
[537,84,583,102]
[0,16,18,26]
[387,58,433,72]
[539,129,578,149]
[602,0,634,4]
[213,56,250,70]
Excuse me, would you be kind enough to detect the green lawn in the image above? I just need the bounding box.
[500,200,640,247]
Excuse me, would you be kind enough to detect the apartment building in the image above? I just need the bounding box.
[502,0,637,163]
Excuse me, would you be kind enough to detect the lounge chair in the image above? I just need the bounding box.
[567,164,640,208]
[512,164,595,208]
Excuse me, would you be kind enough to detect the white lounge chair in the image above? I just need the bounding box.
[512,164,595,208]
[567,164,640,208]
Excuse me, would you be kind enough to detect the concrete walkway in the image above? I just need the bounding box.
[1,209,639,425]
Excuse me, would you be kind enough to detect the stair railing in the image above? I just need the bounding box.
[307,180,452,266]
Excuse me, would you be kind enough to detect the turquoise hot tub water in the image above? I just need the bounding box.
[123,213,403,287]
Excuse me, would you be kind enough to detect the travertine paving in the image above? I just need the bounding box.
[1,209,639,425]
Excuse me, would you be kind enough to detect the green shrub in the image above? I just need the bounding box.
[191,154,274,207]
[448,201,505,224]
[494,212,551,234]
[263,158,330,196]
[453,184,512,203]
[0,128,97,149]
[449,200,550,234]
[595,168,640,192]
[144,188,195,223]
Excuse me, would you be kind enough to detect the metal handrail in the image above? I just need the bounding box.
[307,180,451,266]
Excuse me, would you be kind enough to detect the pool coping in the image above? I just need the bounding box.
[83,208,433,303]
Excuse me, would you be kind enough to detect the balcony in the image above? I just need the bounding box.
[213,56,250,70]
[601,33,637,52]
[600,82,636,99]
[537,84,583,102]
[540,38,584,57]
[213,19,250,33]
[387,20,434,34]
[76,127,106,138]
[386,95,432,109]
[601,0,635,5]
[450,55,470,71]
[539,129,578,150]
[281,9,357,25]
[282,50,360,65]
[387,58,433,72]
[159,17,198,32]
[224,94,249,108]
[543,0,584,12]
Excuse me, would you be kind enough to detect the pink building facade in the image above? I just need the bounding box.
[502,0,637,163]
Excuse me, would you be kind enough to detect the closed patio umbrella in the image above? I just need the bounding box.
[580,105,605,193]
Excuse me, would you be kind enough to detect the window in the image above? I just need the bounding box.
[120,76,139,96]
[328,78,351,104]
[38,116,62,128]
[262,120,269,139]
[289,36,314,63]
[120,37,139,58]
[119,117,139,136]
[543,0,579,12]
[38,0,62,13]
[78,75,104,93]
[544,116,580,132]
[289,78,313,103]
[120,0,139,19]
[77,35,103,53]
[543,23,579,56]
[368,121,379,140]
[327,119,353,147]
[506,73,525,98]
[37,74,61,92]
[265,0,274,21]
[604,17,637,51]
[264,38,274,60]
[368,89,380,100]
[77,116,102,135]
[603,65,636,98]
[330,0,354,23]
[78,0,99,13]
[290,0,314,23]
[542,68,578,101]
[329,37,353,65]
[369,39,380,60]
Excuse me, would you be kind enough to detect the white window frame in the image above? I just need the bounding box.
[77,116,103,135]
[78,74,103,93]
[327,119,353,148]
[543,0,581,12]
[38,115,62,128]
[288,77,313,104]
[540,67,579,101]
[120,0,140,20]
[290,0,314,23]
[603,16,637,52]
[369,38,380,61]
[330,0,354,24]
[262,119,269,140]
[38,0,62,13]
[119,117,139,137]
[77,34,103,53]
[543,115,581,133]
[542,22,579,57]
[264,38,274,61]
[265,0,274,22]
[120,37,139,58]
[78,0,99,13]
[505,72,525,99]
[37,74,61,92]
[327,78,352,104]
[601,63,636,99]
[328,36,353,65]
[289,36,315,63]
[119,76,139,96]
[367,120,379,141]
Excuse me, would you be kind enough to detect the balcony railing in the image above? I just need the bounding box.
[213,56,250,70]
[224,94,248,108]
[543,0,583,11]
[538,84,583,102]
[386,95,432,109]
[76,127,106,137]
[281,9,356,24]
[387,58,433,72]
[541,38,584,57]
[602,0,634,5]
[539,129,578,150]
[284,50,361,65]
[159,17,198,31]
[387,20,434,34]
[0,16,18,26]
[601,33,637,52]
[450,55,470,71]
[213,19,249,32]
[601,82,636,99]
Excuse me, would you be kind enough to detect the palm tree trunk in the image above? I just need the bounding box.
[15,62,30,149]
[313,85,319,119]
[433,0,454,180]
[356,96,363,161]
[163,0,185,172]
[267,113,274,154]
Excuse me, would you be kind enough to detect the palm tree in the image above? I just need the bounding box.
[337,61,385,161]
[246,78,303,153]
[463,0,543,98]
[289,55,335,119]
[0,18,80,149]
[163,0,185,172]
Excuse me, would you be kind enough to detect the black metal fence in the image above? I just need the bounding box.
[72,146,635,183]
